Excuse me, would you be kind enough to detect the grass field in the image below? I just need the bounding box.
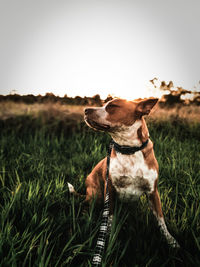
[0,105,200,266]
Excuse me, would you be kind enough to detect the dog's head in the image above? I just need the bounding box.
[84,97,158,133]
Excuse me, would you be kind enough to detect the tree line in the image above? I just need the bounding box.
[0,93,105,106]
[0,80,199,106]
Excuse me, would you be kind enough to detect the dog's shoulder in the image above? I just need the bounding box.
[141,139,159,172]
[86,157,107,185]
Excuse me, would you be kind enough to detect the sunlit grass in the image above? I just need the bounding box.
[0,101,85,121]
[1,100,200,123]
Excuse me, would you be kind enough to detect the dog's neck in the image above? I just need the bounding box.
[110,118,149,147]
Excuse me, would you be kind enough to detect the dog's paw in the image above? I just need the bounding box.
[67,182,75,194]
[168,237,180,249]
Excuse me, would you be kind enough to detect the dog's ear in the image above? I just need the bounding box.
[136,98,159,116]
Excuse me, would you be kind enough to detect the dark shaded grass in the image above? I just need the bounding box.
[0,116,200,266]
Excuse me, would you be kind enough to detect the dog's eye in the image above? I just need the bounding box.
[106,104,119,112]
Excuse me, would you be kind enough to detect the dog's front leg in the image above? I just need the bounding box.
[148,189,180,248]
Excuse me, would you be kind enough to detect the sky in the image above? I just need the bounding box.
[0,0,200,99]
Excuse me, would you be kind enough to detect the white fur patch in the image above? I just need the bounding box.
[110,151,157,202]
[111,120,142,146]
[67,182,75,193]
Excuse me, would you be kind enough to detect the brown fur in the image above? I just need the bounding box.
[105,99,138,126]
[149,180,163,218]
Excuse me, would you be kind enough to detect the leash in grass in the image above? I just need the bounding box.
[91,142,113,266]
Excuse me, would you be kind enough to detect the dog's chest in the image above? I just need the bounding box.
[109,151,157,201]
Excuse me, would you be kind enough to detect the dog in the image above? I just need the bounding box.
[68,97,179,248]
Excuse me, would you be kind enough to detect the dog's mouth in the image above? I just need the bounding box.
[85,118,110,131]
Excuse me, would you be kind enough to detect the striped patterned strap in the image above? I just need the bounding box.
[92,143,113,266]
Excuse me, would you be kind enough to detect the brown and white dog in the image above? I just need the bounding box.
[68,97,179,248]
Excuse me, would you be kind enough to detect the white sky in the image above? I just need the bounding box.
[0,0,200,99]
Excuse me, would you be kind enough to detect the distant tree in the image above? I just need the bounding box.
[104,94,113,103]
[150,78,196,106]
[43,92,58,102]
[92,94,102,105]
[0,95,5,102]
[9,94,21,102]
[23,94,36,104]
[74,96,85,105]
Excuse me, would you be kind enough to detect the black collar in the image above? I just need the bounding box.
[111,139,149,155]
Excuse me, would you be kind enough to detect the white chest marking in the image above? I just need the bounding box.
[110,151,157,201]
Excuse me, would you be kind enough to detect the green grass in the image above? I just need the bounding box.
[0,116,200,266]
